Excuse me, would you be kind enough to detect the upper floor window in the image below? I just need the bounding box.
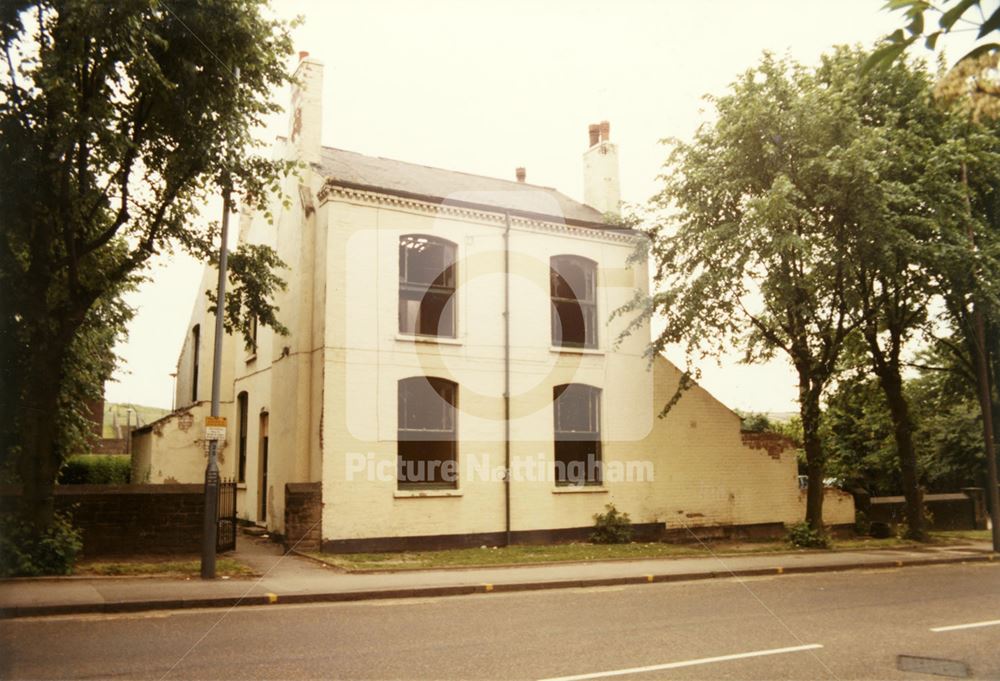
[553,383,602,486]
[191,324,200,402]
[398,376,458,489]
[550,255,597,349]
[399,235,456,338]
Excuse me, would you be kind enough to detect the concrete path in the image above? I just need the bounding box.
[0,533,994,618]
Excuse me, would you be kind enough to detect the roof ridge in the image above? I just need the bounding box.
[320,145,560,192]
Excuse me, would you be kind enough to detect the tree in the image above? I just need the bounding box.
[825,48,964,540]
[868,0,999,70]
[620,53,864,533]
[0,1,294,533]
[823,344,989,495]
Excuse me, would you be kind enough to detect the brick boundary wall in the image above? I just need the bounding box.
[285,482,322,552]
[0,484,206,556]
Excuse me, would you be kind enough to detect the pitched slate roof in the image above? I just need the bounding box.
[319,146,615,229]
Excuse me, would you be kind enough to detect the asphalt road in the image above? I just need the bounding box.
[1,562,998,680]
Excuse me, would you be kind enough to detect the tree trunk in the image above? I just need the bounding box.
[16,331,67,531]
[877,367,926,541]
[799,374,825,532]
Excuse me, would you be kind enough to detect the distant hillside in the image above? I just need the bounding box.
[102,402,170,439]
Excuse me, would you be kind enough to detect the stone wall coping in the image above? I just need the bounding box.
[0,484,204,496]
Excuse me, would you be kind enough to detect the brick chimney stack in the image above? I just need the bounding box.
[289,51,324,166]
[515,167,526,183]
[582,120,621,216]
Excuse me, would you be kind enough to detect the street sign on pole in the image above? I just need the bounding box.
[205,416,227,442]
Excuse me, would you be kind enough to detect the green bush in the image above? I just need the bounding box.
[59,455,131,485]
[786,521,830,549]
[591,503,634,544]
[0,511,83,576]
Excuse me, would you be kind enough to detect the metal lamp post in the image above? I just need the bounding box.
[200,180,235,580]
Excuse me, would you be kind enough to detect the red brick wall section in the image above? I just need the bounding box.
[285,482,322,552]
[0,484,206,556]
[740,431,797,461]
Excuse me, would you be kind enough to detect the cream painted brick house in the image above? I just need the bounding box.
[131,54,853,552]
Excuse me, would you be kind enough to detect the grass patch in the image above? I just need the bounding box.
[309,540,801,572]
[309,531,988,572]
[930,529,992,542]
[75,556,256,578]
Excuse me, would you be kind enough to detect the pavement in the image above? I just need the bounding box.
[0,531,995,619]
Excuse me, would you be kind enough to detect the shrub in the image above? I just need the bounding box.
[59,455,131,485]
[0,511,83,576]
[591,503,633,544]
[786,521,829,549]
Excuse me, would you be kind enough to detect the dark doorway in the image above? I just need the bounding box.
[258,412,269,522]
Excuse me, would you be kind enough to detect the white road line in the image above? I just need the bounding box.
[536,644,824,681]
[931,619,1000,633]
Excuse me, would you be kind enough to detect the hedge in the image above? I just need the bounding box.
[59,455,131,485]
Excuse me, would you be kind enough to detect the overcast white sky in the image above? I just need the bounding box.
[105,0,980,412]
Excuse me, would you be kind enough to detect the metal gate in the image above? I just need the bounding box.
[216,478,237,553]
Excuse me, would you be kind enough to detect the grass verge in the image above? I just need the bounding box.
[74,556,256,578]
[306,532,969,572]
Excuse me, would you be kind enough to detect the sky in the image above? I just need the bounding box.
[104,0,979,412]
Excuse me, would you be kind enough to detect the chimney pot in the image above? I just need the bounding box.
[515,167,526,183]
[298,50,310,61]
[599,120,610,142]
[588,124,600,147]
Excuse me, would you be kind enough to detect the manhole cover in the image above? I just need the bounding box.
[897,655,970,678]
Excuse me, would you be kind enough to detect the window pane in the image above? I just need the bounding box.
[554,441,602,485]
[401,236,455,287]
[419,291,455,337]
[398,440,457,487]
[399,378,456,432]
[553,300,586,346]
[554,384,599,433]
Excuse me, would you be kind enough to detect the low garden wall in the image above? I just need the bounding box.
[1,484,206,556]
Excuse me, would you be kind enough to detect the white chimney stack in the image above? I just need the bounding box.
[582,120,621,217]
[289,51,323,166]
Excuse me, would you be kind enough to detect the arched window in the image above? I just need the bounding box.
[236,391,249,483]
[399,235,456,337]
[191,325,200,402]
[398,377,458,489]
[550,255,597,349]
[553,383,602,486]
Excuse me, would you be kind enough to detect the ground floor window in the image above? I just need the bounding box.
[553,383,602,486]
[397,376,458,489]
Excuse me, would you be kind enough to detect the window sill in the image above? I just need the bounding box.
[244,353,257,364]
[236,483,247,490]
[396,333,463,346]
[550,346,604,356]
[552,486,608,494]
[394,489,463,499]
